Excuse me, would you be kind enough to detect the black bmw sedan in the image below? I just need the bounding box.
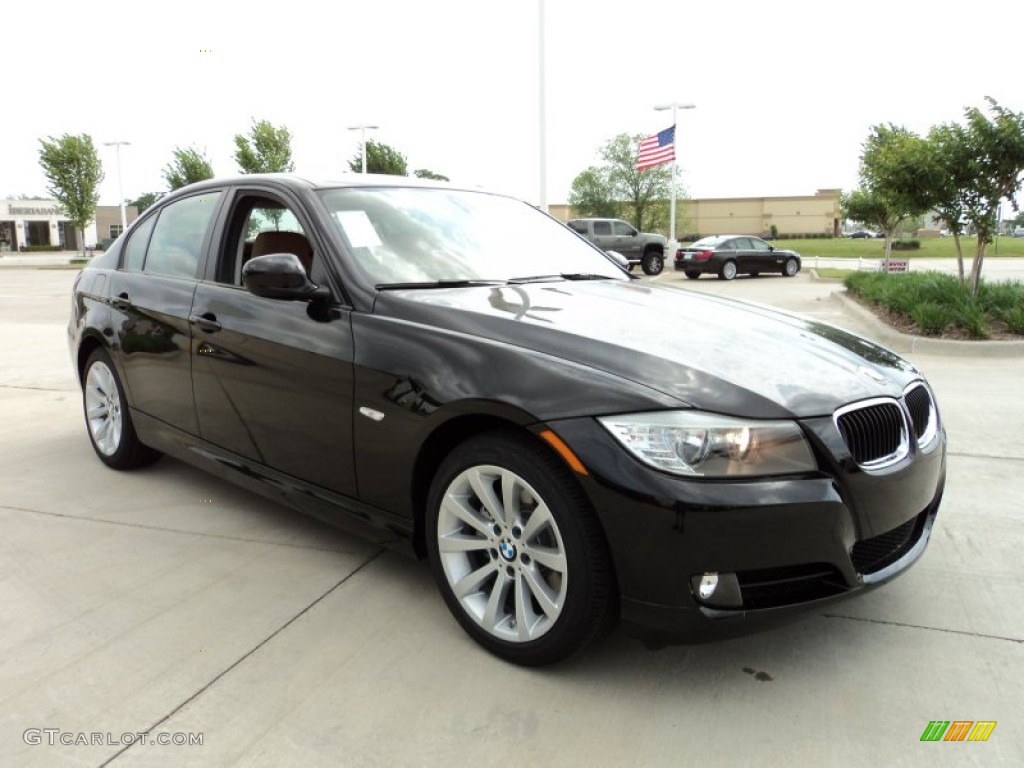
[675,235,802,280]
[68,175,945,665]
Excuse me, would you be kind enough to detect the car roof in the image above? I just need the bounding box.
[169,172,502,197]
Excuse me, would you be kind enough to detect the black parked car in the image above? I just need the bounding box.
[675,235,801,280]
[69,175,945,665]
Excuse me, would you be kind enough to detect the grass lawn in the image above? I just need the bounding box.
[813,267,854,278]
[765,236,1024,259]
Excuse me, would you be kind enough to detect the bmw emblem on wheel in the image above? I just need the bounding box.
[500,542,517,561]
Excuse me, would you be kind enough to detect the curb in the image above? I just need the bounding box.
[832,291,1024,358]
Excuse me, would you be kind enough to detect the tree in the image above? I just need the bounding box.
[413,168,450,181]
[234,119,295,174]
[924,122,973,281]
[955,98,1024,293]
[129,192,163,214]
[568,134,679,231]
[856,124,935,265]
[163,146,214,190]
[841,187,902,244]
[603,134,676,232]
[348,140,408,176]
[38,133,103,256]
[568,167,619,219]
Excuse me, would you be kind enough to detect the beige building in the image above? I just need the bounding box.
[550,189,843,240]
[0,199,137,252]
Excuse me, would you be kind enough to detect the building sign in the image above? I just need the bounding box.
[6,205,63,216]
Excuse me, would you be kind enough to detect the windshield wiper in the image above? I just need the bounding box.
[508,273,616,284]
[376,279,507,290]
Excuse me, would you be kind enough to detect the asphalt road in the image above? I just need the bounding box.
[1,268,1021,767]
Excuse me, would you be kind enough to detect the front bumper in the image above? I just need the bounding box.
[546,415,946,644]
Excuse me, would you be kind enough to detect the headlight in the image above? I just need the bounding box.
[597,411,816,477]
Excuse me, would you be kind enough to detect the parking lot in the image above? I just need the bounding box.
[1,266,1021,767]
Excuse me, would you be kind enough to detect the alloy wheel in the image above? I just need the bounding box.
[436,464,568,643]
[85,360,122,456]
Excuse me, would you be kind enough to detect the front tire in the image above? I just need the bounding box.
[641,249,664,276]
[719,260,738,280]
[82,348,160,469]
[426,431,613,666]
[783,257,799,277]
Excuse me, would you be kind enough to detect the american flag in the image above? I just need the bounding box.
[636,125,675,170]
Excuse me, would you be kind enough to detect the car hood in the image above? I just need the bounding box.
[374,280,918,419]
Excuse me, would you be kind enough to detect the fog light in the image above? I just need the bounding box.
[690,572,743,608]
[698,573,718,599]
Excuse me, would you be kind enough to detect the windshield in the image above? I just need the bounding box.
[316,187,626,285]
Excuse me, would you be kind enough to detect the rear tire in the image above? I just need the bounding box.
[426,431,614,666]
[641,250,664,276]
[82,348,161,469]
[719,260,738,280]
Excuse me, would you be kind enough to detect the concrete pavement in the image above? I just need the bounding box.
[1,268,1021,767]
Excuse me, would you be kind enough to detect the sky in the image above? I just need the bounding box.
[3,0,1023,210]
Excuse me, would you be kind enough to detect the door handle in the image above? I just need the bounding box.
[189,313,222,333]
[109,292,131,310]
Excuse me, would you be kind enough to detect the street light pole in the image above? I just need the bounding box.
[347,124,379,174]
[103,140,131,231]
[653,103,695,249]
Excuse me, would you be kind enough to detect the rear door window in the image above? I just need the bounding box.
[143,193,222,278]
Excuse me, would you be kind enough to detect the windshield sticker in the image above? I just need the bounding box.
[334,210,382,248]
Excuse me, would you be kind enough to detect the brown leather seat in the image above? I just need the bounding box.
[251,231,313,274]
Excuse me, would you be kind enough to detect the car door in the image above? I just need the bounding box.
[748,236,776,272]
[189,188,358,497]
[611,220,642,259]
[733,236,757,274]
[107,191,224,435]
[590,220,614,251]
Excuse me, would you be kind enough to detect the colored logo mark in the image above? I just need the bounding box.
[920,721,996,742]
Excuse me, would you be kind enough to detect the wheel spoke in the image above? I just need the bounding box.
[500,473,521,525]
[442,495,492,538]
[482,573,511,631]
[513,572,532,641]
[467,468,504,523]
[527,545,566,573]
[452,563,494,599]
[438,532,491,553]
[522,567,560,619]
[521,502,554,542]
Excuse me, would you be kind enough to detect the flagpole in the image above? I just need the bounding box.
[670,104,677,247]
[654,102,696,250]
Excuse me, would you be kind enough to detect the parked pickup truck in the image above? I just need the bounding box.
[567,218,666,275]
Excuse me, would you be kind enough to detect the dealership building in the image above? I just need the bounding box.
[0,199,138,252]
[549,189,843,239]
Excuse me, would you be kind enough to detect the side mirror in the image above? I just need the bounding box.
[242,253,328,301]
[605,250,630,269]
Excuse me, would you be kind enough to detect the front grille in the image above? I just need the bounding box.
[851,513,924,574]
[904,384,934,443]
[736,563,847,609]
[835,400,907,466]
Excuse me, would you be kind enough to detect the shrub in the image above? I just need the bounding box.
[891,239,921,250]
[911,302,954,335]
[1001,306,1024,334]
[954,300,988,339]
[18,245,62,252]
